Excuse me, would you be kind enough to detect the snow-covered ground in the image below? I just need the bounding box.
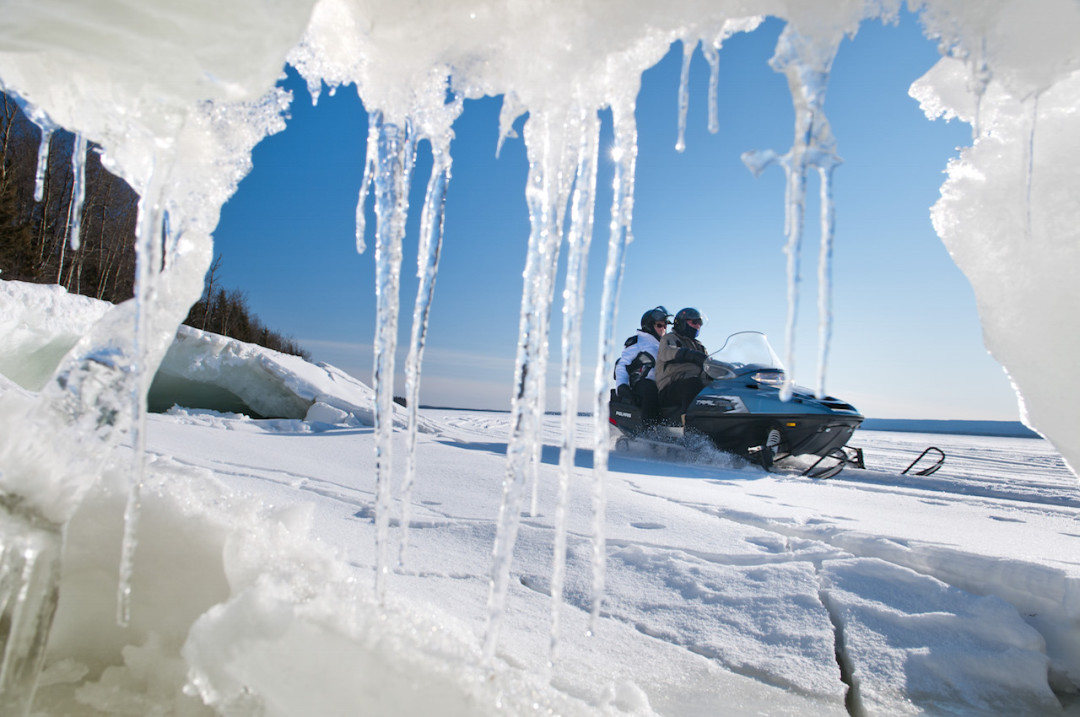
[7,281,1078,716]
[39,395,1080,716]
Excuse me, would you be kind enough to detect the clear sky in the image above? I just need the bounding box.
[210,10,1021,421]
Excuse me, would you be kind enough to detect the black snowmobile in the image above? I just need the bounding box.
[609,331,866,478]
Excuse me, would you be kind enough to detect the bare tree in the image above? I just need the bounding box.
[202,254,222,330]
[3,89,309,361]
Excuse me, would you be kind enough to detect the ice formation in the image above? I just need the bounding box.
[1,0,1078,713]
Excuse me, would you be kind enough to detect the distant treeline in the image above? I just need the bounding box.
[0,91,309,361]
[184,256,310,359]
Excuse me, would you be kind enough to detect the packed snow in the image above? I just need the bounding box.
[3,280,1079,715]
[2,0,1080,715]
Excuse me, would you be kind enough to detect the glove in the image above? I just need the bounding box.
[615,384,635,404]
[677,348,707,366]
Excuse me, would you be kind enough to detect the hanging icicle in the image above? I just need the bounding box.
[484,111,551,661]
[399,94,463,567]
[967,37,992,141]
[815,163,838,398]
[527,109,581,519]
[69,133,88,251]
[548,107,600,669]
[741,25,842,401]
[117,157,168,627]
[1024,92,1040,241]
[496,92,526,160]
[675,39,696,153]
[703,41,721,134]
[34,127,53,203]
[0,503,62,717]
[398,146,451,567]
[590,100,639,632]
[356,120,378,254]
[484,106,576,662]
[2,87,60,204]
[369,112,417,602]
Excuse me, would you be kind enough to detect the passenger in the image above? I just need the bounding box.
[613,306,670,425]
[656,307,709,418]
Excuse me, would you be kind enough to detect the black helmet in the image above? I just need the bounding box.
[640,306,671,338]
[673,307,704,338]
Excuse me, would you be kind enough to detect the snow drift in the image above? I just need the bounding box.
[0,280,433,428]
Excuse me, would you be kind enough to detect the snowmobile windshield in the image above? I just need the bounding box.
[707,332,785,374]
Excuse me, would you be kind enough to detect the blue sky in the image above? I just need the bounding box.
[211,10,1021,421]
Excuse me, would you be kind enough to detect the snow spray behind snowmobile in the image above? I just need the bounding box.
[610,331,865,477]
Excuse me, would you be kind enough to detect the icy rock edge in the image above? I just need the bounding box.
[1,0,1079,714]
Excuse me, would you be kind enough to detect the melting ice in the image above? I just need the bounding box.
[1,0,1079,714]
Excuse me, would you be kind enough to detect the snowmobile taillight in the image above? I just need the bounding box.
[751,370,785,386]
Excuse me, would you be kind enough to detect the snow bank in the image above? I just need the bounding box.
[0,279,437,431]
[911,49,1080,476]
[0,280,110,392]
[157,326,440,435]
[34,453,594,716]
[820,558,1059,715]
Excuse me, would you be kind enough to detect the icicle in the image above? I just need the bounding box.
[815,163,838,398]
[1024,92,1039,241]
[69,133,87,251]
[0,504,62,717]
[483,114,548,661]
[496,92,526,159]
[370,113,416,602]
[675,39,696,153]
[4,88,59,204]
[527,114,578,519]
[548,108,600,670]
[355,121,378,254]
[703,18,764,136]
[741,26,842,401]
[703,42,721,134]
[590,103,638,633]
[33,128,53,203]
[967,38,992,141]
[399,122,458,568]
[117,158,167,627]
[779,162,804,402]
[678,19,765,150]
[0,340,136,715]
[483,108,572,662]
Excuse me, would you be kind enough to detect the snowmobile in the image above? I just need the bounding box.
[609,331,866,478]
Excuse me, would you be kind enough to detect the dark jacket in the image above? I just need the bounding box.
[655,332,707,393]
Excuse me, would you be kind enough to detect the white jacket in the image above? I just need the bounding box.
[614,330,661,386]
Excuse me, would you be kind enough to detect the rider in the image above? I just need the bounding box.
[614,306,670,424]
[656,307,708,418]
